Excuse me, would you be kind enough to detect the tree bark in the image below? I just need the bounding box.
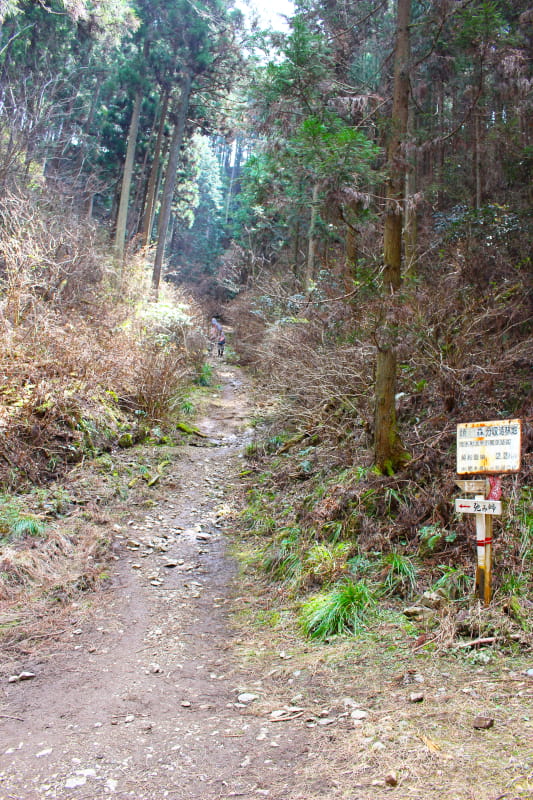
[141,89,170,249]
[474,108,482,209]
[373,0,411,473]
[151,73,192,298]
[404,100,417,275]
[114,89,142,266]
[224,136,243,224]
[304,181,320,293]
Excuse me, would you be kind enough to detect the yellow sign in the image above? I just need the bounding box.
[456,419,521,475]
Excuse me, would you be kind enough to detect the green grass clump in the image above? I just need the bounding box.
[304,542,351,585]
[0,495,46,544]
[241,489,278,534]
[499,572,528,597]
[10,517,46,539]
[180,399,195,416]
[300,579,376,640]
[380,551,418,598]
[263,527,303,586]
[195,362,213,387]
[432,565,472,600]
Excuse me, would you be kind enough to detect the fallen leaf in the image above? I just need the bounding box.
[419,733,441,752]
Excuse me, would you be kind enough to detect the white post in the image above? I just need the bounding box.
[474,493,487,602]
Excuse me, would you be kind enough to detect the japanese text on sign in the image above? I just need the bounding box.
[454,499,502,515]
[456,419,521,474]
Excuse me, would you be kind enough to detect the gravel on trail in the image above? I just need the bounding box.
[2,364,533,800]
[0,365,314,800]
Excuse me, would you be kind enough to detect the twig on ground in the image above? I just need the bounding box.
[455,637,497,649]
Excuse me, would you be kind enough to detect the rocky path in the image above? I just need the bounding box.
[2,363,533,800]
[0,364,312,800]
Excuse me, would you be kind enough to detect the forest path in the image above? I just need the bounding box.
[0,362,315,800]
[1,362,532,800]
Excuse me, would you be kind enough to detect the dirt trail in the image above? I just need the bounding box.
[0,363,311,800]
[2,364,533,800]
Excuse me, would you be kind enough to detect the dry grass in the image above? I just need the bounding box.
[0,512,115,674]
[0,524,107,603]
[0,183,208,641]
[230,563,533,800]
[0,438,182,657]
[226,238,532,600]
[225,230,533,731]
[0,186,206,488]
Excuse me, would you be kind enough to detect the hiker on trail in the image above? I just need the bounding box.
[217,326,225,357]
[209,317,221,354]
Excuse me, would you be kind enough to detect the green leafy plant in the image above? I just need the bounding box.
[266,435,285,452]
[298,458,314,475]
[348,553,374,577]
[241,489,277,535]
[383,486,407,516]
[321,521,343,543]
[432,565,472,600]
[300,579,376,640]
[380,552,418,598]
[11,517,45,538]
[180,399,195,416]
[499,573,528,597]
[0,516,45,543]
[304,542,351,585]
[263,527,303,585]
[195,362,213,387]
[418,524,456,554]
[503,595,531,632]
[419,524,444,552]
[516,487,533,565]
[0,495,46,544]
[244,441,260,458]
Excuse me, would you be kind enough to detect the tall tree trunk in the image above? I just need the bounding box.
[473,108,482,209]
[373,0,411,473]
[141,89,170,249]
[224,147,237,225]
[404,100,417,275]
[151,73,192,298]
[114,89,142,266]
[292,218,301,278]
[304,181,320,293]
[224,136,243,224]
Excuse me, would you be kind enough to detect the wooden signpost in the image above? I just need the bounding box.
[454,419,522,605]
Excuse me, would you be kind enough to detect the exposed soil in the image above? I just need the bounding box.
[1,363,532,800]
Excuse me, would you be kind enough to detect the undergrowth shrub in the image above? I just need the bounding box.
[0,495,46,544]
[134,341,189,422]
[0,188,105,316]
[304,542,352,585]
[0,187,205,488]
[228,182,532,652]
[300,579,376,639]
[379,551,418,598]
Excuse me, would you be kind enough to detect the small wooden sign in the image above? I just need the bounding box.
[457,419,521,475]
[455,498,502,515]
[455,480,487,494]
